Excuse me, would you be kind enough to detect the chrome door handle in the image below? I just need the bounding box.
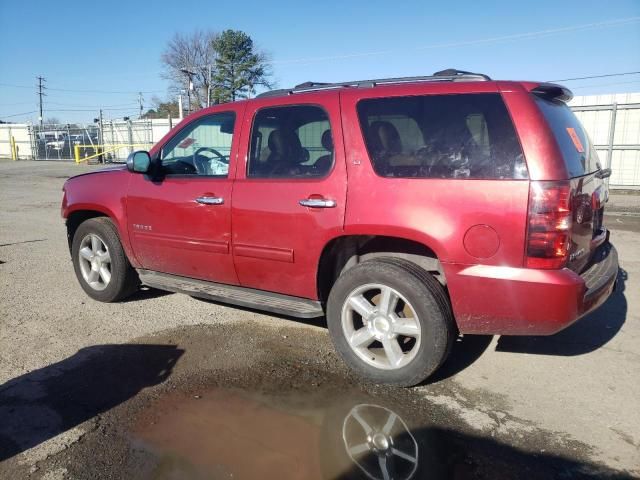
[195,196,224,205]
[299,198,336,208]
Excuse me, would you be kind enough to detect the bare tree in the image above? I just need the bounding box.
[161,30,217,110]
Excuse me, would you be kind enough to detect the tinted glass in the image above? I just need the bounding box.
[534,96,601,177]
[161,112,235,176]
[357,93,527,179]
[248,105,333,178]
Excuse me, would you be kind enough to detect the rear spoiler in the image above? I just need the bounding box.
[531,83,574,103]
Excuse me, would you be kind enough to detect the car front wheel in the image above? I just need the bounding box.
[71,217,139,302]
[327,258,454,387]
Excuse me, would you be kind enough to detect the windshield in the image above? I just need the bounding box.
[534,95,601,177]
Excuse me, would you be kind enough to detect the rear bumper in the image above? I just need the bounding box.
[445,241,619,335]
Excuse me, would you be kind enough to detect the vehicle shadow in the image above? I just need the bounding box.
[424,334,494,385]
[496,268,628,356]
[191,296,328,328]
[331,424,631,479]
[0,344,183,462]
[121,286,174,303]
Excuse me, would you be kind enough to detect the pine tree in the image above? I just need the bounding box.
[211,30,272,103]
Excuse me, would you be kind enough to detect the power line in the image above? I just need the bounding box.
[570,80,640,90]
[46,101,139,108]
[0,111,37,118]
[46,107,144,112]
[550,71,640,82]
[0,83,32,89]
[45,86,163,94]
[0,82,163,95]
[0,101,35,107]
[272,16,640,65]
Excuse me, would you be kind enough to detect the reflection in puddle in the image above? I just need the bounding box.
[130,385,602,480]
[343,404,418,480]
[133,388,434,480]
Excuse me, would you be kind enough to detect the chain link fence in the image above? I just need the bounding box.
[0,119,172,163]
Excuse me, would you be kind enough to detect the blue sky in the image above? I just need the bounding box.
[1,0,639,123]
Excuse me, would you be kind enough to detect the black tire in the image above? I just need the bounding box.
[71,217,139,302]
[327,258,455,387]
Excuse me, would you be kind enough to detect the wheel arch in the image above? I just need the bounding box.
[65,208,109,252]
[317,234,445,303]
[65,206,139,267]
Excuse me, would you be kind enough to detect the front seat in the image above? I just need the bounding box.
[267,129,309,176]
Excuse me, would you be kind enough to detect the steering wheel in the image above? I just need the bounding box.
[193,147,228,175]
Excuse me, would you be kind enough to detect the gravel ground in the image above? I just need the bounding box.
[0,160,638,479]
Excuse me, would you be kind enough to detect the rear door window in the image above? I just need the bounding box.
[248,105,333,178]
[533,96,601,177]
[356,93,527,179]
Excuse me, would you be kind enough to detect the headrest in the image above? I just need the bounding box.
[369,121,402,154]
[321,129,333,151]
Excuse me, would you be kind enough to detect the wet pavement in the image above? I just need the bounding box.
[0,322,631,479]
[1,162,639,479]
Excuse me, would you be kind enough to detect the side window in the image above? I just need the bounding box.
[357,94,527,179]
[161,112,235,176]
[248,105,333,178]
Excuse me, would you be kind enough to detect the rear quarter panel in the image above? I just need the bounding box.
[340,83,533,332]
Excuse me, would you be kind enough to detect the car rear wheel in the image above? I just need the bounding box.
[71,217,139,302]
[327,258,454,387]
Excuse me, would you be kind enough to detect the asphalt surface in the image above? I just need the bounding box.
[0,160,638,479]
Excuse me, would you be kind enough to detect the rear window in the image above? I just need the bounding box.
[533,96,601,177]
[356,93,527,179]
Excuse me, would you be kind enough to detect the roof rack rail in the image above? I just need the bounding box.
[257,69,491,98]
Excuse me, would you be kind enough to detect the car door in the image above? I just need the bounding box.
[232,92,347,299]
[126,105,244,285]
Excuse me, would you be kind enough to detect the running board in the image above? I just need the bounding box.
[137,270,324,318]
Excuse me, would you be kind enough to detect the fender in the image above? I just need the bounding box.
[62,168,140,267]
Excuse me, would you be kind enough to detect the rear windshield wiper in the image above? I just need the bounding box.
[595,168,612,179]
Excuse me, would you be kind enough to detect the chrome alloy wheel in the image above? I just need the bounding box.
[341,284,421,370]
[343,404,419,480]
[78,233,111,291]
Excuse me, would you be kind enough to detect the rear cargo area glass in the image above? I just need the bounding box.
[533,96,601,178]
[356,93,527,179]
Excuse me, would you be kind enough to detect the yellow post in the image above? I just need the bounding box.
[74,145,81,163]
[10,136,17,161]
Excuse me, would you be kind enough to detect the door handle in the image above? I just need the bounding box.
[195,196,224,205]
[299,198,337,208]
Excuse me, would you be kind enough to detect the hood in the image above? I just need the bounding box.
[65,164,128,182]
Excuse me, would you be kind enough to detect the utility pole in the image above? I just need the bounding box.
[138,92,144,118]
[36,76,46,129]
[178,93,183,119]
[207,64,212,108]
[98,109,104,163]
[180,68,195,115]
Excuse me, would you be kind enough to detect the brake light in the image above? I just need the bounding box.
[526,181,572,269]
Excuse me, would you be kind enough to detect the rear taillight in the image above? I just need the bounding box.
[525,181,572,269]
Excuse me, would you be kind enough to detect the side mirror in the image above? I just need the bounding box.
[127,150,151,173]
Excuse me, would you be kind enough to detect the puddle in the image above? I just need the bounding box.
[130,383,618,480]
[133,386,459,480]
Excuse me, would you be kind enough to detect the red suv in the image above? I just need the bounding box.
[62,69,618,386]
